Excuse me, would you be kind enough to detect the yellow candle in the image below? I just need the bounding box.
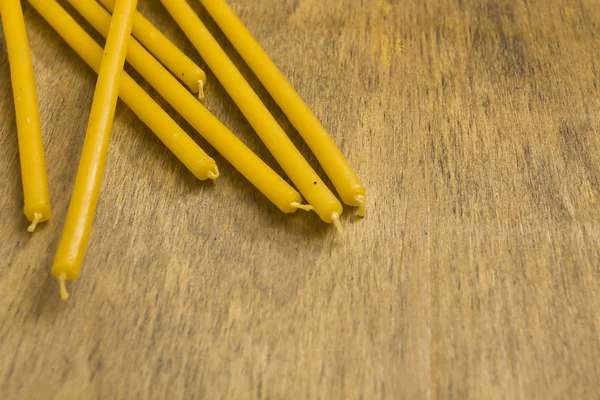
[59,0,308,215]
[51,0,138,299]
[199,0,366,216]
[97,0,207,97]
[0,0,52,232]
[27,0,217,183]
[161,0,344,230]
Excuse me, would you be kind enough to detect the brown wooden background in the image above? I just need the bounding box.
[1,0,599,398]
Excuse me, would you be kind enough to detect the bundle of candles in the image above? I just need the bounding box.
[2,0,365,300]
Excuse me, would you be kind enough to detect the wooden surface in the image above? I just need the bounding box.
[1,0,599,398]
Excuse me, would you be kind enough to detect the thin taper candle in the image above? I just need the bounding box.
[0,0,52,232]
[198,0,366,216]
[62,0,307,214]
[52,0,138,300]
[161,0,344,231]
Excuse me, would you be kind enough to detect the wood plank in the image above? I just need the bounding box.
[0,0,598,398]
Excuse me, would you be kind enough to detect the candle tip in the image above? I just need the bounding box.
[331,212,344,236]
[27,213,43,233]
[207,165,220,180]
[291,202,315,212]
[355,195,366,217]
[198,80,205,101]
[58,274,70,301]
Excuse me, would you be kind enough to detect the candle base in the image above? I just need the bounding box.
[27,213,43,233]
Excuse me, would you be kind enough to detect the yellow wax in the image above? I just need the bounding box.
[27,0,217,183]
[161,0,344,227]
[0,0,52,232]
[51,0,138,297]
[97,0,206,96]
[63,0,305,214]
[199,0,366,216]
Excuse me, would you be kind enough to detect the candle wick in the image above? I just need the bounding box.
[331,212,344,236]
[27,213,43,233]
[58,274,70,301]
[198,80,205,101]
[291,202,314,212]
[207,165,220,180]
[354,195,366,217]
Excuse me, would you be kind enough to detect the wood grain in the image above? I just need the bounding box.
[1,0,599,398]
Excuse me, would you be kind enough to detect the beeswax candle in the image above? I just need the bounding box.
[1,0,52,232]
[51,0,138,299]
